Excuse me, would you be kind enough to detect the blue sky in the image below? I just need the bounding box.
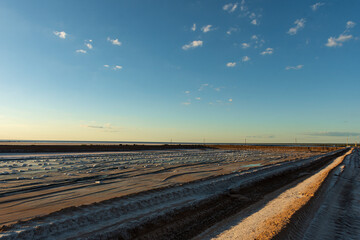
[0,0,359,143]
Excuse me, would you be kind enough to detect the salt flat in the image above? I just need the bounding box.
[0,148,318,226]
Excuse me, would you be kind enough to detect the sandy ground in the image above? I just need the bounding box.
[0,149,319,226]
[275,148,360,240]
[195,149,353,240]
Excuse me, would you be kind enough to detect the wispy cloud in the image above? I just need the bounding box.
[228,99,233,102]
[223,3,238,13]
[195,97,201,100]
[198,83,209,91]
[240,0,247,13]
[81,123,121,132]
[305,131,360,137]
[201,25,213,33]
[104,65,109,68]
[288,18,306,35]
[346,21,356,29]
[53,31,67,39]
[191,23,196,31]
[182,101,191,106]
[242,56,250,62]
[82,123,110,129]
[325,21,356,47]
[185,90,190,94]
[76,49,87,54]
[247,135,275,139]
[285,64,304,70]
[182,40,203,50]
[107,37,122,46]
[84,125,104,129]
[226,62,236,67]
[260,47,273,55]
[310,2,324,11]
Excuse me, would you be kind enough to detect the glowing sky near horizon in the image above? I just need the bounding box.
[0,0,359,143]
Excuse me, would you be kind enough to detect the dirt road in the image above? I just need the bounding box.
[275,148,360,240]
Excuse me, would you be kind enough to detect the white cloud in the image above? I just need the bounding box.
[223,3,238,13]
[249,13,259,25]
[191,23,196,31]
[248,35,265,49]
[251,19,258,25]
[185,90,190,94]
[285,65,304,70]
[107,37,122,46]
[310,2,324,11]
[242,43,250,48]
[85,42,93,49]
[325,37,338,47]
[226,62,236,67]
[326,21,356,47]
[325,34,353,47]
[346,21,356,29]
[76,49,87,54]
[113,65,123,70]
[242,56,250,62]
[182,102,191,106]
[260,47,273,55]
[214,87,221,92]
[53,31,67,39]
[226,27,238,35]
[103,65,123,70]
[228,99,233,102]
[195,97,201,100]
[336,34,353,42]
[201,25,213,33]
[288,18,306,35]
[182,40,203,50]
